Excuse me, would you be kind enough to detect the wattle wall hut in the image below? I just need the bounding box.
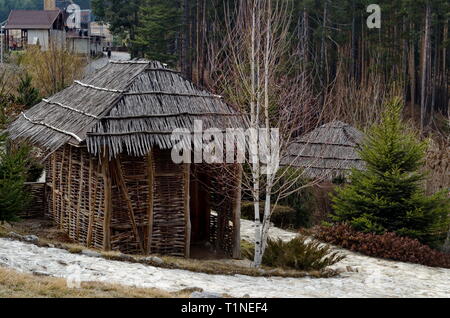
[282,121,365,180]
[8,60,243,258]
[281,121,365,225]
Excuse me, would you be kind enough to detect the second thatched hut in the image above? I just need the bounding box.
[282,121,365,181]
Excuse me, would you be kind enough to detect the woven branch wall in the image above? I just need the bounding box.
[44,145,239,257]
[111,153,150,254]
[46,145,106,249]
[150,148,186,256]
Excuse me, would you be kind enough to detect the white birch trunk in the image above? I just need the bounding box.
[250,0,263,267]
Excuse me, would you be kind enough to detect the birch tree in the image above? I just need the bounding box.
[210,0,324,267]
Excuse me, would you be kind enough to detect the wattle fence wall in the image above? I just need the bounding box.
[19,182,46,218]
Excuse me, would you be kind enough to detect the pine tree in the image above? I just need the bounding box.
[331,98,450,247]
[16,74,40,109]
[0,134,30,222]
[132,0,181,66]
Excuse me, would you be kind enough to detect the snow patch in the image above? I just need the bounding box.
[0,220,448,297]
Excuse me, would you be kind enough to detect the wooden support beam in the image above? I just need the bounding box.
[58,147,66,229]
[67,146,73,236]
[232,165,243,259]
[51,152,57,221]
[184,163,191,258]
[113,158,145,254]
[147,151,154,254]
[87,158,94,247]
[102,153,112,251]
[75,151,84,241]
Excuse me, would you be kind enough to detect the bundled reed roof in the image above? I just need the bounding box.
[8,60,244,158]
[282,121,365,180]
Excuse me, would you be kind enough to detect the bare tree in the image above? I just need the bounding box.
[208,0,326,267]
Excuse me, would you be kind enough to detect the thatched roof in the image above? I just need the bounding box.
[8,60,244,158]
[281,121,365,180]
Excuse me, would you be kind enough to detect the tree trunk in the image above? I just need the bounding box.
[409,23,416,119]
[351,0,358,81]
[183,0,192,80]
[420,3,431,132]
[402,17,408,105]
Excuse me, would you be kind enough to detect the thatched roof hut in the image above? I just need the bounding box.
[282,121,365,180]
[8,60,243,258]
[9,60,243,157]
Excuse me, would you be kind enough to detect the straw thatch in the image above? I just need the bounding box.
[8,60,244,158]
[282,121,365,180]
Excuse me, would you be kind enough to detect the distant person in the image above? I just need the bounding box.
[107,48,112,59]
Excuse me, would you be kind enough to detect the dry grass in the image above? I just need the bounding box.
[0,267,189,298]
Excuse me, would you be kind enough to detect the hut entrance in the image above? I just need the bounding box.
[190,168,211,245]
[189,166,223,259]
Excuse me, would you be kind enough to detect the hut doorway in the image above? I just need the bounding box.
[189,166,217,259]
[190,168,211,245]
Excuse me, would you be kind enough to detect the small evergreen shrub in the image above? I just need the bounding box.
[331,99,450,247]
[315,224,450,268]
[243,236,344,270]
[16,74,40,109]
[0,134,31,222]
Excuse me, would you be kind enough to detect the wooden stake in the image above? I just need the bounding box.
[87,158,94,247]
[102,152,112,251]
[75,152,84,241]
[184,163,191,258]
[232,165,243,259]
[67,146,73,236]
[58,147,66,229]
[51,152,57,221]
[147,151,154,254]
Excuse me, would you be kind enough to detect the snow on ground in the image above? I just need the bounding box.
[0,220,449,298]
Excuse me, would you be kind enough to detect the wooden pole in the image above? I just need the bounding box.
[58,147,66,229]
[147,151,154,254]
[232,165,243,259]
[51,152,57,221]
[184,163,191,258]
[75,151,84,241]
[102,152,112,251]
[87,158,94,247]
[67,146,72,236]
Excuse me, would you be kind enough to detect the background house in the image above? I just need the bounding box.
[4,0,110,55]
[4,9,65,51]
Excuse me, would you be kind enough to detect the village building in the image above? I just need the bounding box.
[4,0,109,55]
[4,9,66,51]
[8,60,243,258]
